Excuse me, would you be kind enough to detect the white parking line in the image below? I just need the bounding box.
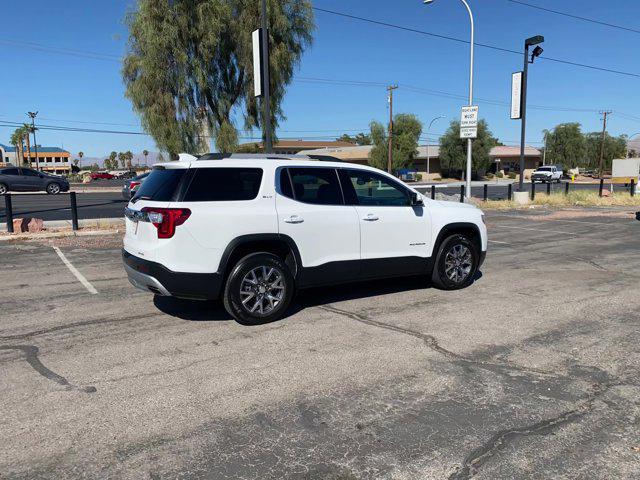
[489,240,510,245]
[52,246,98,295]
[492,225,574,235]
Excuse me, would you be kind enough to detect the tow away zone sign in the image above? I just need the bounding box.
[460,106,478,139]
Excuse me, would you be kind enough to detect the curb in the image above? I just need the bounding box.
[0,217,124,233]
[0,229,122,242]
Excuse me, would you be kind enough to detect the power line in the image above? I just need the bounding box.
[507,0,640,35]
[0,39,121,61]
[313,7,640,79]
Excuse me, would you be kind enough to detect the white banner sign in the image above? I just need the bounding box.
[460,106,478,139]
[252,29,263,97]
[511,71,522,119]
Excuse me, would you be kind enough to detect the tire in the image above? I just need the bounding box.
[431,234,479,290]
[0,183,7,195]
[223,252,294,325]
[46,183,61,195]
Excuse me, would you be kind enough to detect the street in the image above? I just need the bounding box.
[1,208,638,479]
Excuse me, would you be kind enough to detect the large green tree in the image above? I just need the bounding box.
[542,123,586,170]
[122,0,314,157]
[368,114,422,171]
[583,132,627,171]
[337,132,371,145]
[439,119,498,175]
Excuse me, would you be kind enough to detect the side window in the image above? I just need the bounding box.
[345,169,410,206]
[21,169,40,177]
[1,168,20,176]
[279,168,294,199]
[287,168,343,205]
[183,168,263,202]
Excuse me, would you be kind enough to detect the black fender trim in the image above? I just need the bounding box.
[217,233,303,279]
[432,222,484,273]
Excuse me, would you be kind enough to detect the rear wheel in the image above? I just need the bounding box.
[223,253,294,325]
[0,183,7,195]
[46,183,61,195]
[431,234,479,290]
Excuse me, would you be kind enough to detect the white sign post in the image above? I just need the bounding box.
[252,29,263,98]
[511,71,522,120]
[460,106,478,139]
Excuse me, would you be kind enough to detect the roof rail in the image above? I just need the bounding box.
[197,153,342,162]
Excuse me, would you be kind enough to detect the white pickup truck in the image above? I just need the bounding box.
[531,165,563,183]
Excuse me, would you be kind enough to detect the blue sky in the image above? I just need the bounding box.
[1,0,639,158]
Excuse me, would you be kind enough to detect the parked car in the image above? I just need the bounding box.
[531,165,563,183]
[0,167,70,195]
[122,154,487,324]
[90,171,114,180]
[121,172,150,200]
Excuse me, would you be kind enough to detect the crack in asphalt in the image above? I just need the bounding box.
[0,345,96,393]
[0,312,164,341]
[317,304,554,377]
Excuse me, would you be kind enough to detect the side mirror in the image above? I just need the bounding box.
[410,192,424,207]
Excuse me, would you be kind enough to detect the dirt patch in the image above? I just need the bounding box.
[24,231,123,249]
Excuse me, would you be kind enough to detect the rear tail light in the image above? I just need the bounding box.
[141,207,191,239]
[130,181,141,190]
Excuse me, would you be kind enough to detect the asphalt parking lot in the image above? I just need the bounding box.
[1,208,639,479]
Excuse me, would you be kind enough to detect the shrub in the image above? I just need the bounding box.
[485,173,494,179]
[496,172,504,178]
[508,172,517,179]
[414,173,422,182]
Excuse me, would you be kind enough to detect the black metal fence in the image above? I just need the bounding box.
[3,192,79,233]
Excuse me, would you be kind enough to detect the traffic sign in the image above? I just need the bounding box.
[460,105,478,139]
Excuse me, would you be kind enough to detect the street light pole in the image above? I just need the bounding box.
[261,0,273,154]
[423,0,474,199]
[518,35,544,191]
[426,115,444,177]
[27,111,39,171]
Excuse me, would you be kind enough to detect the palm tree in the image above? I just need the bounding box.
[22,124,32,167]
[10,128,24,166]
[142,149,149,167]
[118,152,126,169]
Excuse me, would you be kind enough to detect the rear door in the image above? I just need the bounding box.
[0,168,22,190]
[340,168,431,278]
[276,167,360,285]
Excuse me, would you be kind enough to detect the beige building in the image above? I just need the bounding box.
[0,143,72,174]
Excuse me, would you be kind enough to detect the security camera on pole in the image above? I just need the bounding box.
[423,0,475,199]
[513,35,544,191]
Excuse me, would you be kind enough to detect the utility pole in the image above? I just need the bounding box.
[598,110,612,178]
[387,85,398,174]
[28,111,39,171]
[261,0,273,153]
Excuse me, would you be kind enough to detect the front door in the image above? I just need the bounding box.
[19,168,45,191]
[276,167,361,286]
[340,168,431,278]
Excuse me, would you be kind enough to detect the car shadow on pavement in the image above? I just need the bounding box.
[152,271,482,325]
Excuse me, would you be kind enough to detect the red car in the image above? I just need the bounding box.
[90,172,114,180]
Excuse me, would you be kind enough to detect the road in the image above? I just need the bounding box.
[1,208,639,479]
[1,182,628,223]
[0,192,127,222]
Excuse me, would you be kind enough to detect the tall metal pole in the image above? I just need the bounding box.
[426,115,444,176]
[28,112,40,171]
[518,45,529,191]
[261,0,272,153]
[387,85,398,174]
[542,131,548,166]
[598,110,611,177]
[461,0,474,199]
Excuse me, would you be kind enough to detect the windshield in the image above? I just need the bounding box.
[537,167,552,172]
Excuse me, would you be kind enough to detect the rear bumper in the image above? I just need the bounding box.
[122,249,222,300]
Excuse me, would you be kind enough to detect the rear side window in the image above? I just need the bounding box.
[1,168,20,176]
[183,168,263,202]
[286,168,343,205]
[132,168,186,202]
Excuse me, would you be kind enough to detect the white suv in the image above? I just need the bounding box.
[123,154,487,324]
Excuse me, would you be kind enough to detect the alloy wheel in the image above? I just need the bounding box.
[240,266,286,315]
[48,184,60,194]
[0,185,6,195]
[444,244,473,284]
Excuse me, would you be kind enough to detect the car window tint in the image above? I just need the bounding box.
[288,168,343,205]
[0,168,20,176]
[279,169,293,199]
[183,168,263,202]
[21,169,40,177]
[345,169,409,206]
[132,168,186,202]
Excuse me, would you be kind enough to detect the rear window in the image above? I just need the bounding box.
[182,168,263,202]
[537,167,552,171]
[132,168,186,202]
[1,168,20,176]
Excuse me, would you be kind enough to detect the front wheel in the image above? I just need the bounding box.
[0,183,7,195]
[223,253,294,325]
[431,234,479,290]
[46,183,61,195]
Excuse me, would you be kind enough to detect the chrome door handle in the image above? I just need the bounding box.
[362,214,379,221]
[284,215,304,224]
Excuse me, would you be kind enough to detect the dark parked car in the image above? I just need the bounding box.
[122,172,149,200]
[0,167,70,195]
